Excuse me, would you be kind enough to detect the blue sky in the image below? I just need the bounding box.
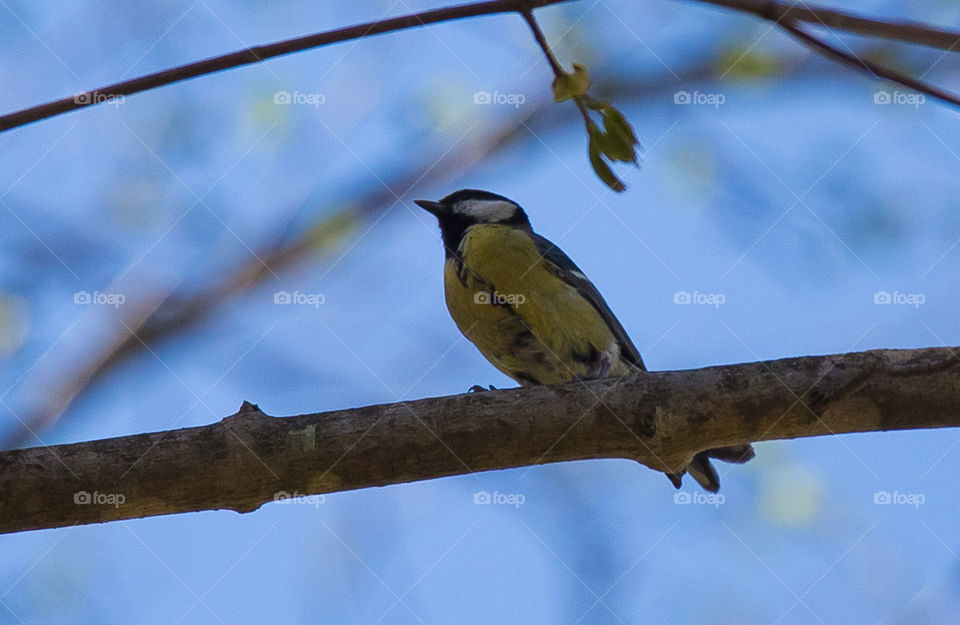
[2,1,960,623]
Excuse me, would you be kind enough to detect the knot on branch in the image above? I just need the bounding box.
[221,401,273,441]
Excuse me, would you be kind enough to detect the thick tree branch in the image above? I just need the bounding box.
[2,345,958,534]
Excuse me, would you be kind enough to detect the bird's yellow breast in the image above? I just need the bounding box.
[443,224,628,384]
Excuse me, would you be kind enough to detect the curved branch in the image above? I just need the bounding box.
[777,20,960,108]
[1,345,958,534]
[695,0,960,107]
[696,0,960,52]
[3,0,960,132]
[0,0,570,133]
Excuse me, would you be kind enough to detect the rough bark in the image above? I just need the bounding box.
[1,346,958,534]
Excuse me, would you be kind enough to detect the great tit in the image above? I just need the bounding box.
[416,189,753,492]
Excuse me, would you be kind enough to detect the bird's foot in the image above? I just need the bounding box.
[574,357,613,382]
[598,357,611,378]
[468,384,497,393]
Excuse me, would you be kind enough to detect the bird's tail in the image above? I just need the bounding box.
[666,444,755,493]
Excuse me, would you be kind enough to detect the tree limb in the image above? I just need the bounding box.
[0,0,571,133]
[696,0,960,52]
[3,0,960,132]
[2,345,958,535]
[774,19,960,108]
[693,0,960,107]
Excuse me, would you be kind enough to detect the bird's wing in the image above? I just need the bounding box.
[530,233,646,371]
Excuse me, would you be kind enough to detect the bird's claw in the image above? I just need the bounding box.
[468,384,497,393]
[575,357,612,382]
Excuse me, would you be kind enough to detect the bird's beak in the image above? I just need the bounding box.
[414,199,446,216]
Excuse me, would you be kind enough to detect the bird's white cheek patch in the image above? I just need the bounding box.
[458,199,517,223]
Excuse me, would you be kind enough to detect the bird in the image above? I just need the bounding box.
[415,188,753,492]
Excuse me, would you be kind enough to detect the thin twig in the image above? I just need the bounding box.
[0,0,571,133]
[520,8,566,77]
[696,0,960,52]
[520,9,593,127]
[3,0,959,132]
[778,19,960,108]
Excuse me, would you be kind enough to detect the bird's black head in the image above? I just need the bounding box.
[415,189,531,255]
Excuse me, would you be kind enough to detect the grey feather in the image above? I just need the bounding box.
[529,233,646,371]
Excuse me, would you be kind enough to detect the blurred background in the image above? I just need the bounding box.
[2,0,960,622]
